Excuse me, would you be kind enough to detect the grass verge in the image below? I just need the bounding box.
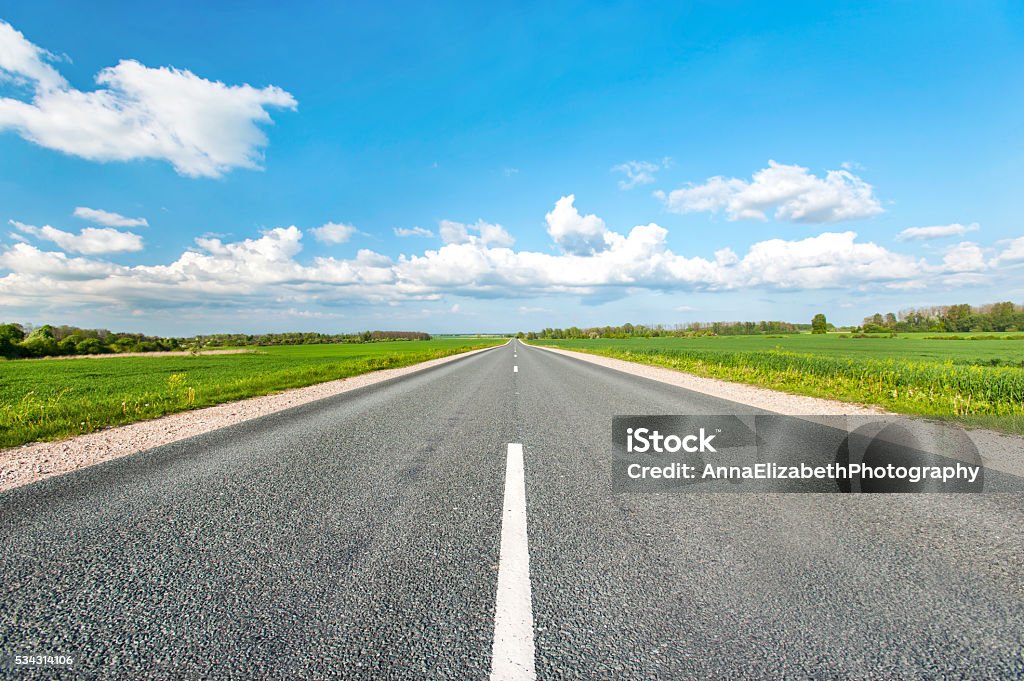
[0,339,502,448]
[531,339,1024,435]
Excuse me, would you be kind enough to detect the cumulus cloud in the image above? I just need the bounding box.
[394,223,921,297]
[612,158,669,190]
[309,222,356,244]
[0,20,66,91]
[394,226,434,238]
[995,237,1024,265]
[73,206,148,228]
[0,20,296,177]
[0,197,1010,316]
[731,232,920,288]
[655,160,883,223]
[0,242,122,279]
[438,219,514,246]
[10,219,143,254]
[545,194,609,255]
[896,222,979,241]
[941,242,988,272]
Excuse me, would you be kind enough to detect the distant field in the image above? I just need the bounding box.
[532,333,1024,432]
[0,339,502,448]
[537,332,1024,364]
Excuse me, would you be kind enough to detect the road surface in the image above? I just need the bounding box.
[1,340,1022,678]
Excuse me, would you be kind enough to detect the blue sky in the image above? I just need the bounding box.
[1,1,1023,334]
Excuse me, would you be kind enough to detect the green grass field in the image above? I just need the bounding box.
[532,333,1024,432]
[0,339,502,448]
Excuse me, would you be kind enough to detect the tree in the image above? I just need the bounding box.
[0,323,26,358]
[811,313,828,334]
[75,338,104,355]
[20,325,60,357]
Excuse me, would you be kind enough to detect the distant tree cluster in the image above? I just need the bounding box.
[516,320,805,340]
[861,301,1023,333]
[0,324,432,360]
[0,323,180,359]
[194,330,431,347]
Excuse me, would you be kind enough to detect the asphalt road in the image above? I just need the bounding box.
[1,340,1022,679]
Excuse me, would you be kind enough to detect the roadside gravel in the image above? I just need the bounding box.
[0,343,504,492]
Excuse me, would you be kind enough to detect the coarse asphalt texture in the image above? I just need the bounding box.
[1,340,1022,679]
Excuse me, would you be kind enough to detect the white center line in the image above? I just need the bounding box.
[491,443,536,681]
[513,365,519,373]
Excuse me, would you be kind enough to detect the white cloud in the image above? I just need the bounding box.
[545,194,609,255]
[941,273,988,286]
[0,20,66,92]
[73,206,148,228]
[0,242,122,279]
[612,158,669,190]
[309,222,356,244]
[885,280,927,291]
[10,219,143,254]
[941,242,988,272]
[450,303,461,313]
[0,20,296,177]
[656,160,883,223]
[1,196,1009,317]
[995,237,1024,264]
[896,222,979,241]
[438,219,514,246]
[439,220,469,245]
[394,226,434,238]
[396,222,920,296]
[730,232,921,289]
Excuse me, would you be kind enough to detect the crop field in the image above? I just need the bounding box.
[0,339,502,448]
[533,333,1024,432]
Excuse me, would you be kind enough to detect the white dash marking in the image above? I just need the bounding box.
[491,443,535,681]
[513,365,519,373]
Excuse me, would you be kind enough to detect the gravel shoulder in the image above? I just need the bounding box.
[0,342,505,492]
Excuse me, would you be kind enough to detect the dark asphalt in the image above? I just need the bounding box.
[1,339,1022,679]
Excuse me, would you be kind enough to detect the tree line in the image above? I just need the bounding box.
[860,301,1023,333]
[515,320,807,340]
[193,330,431,348]
[0,324,432,359]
